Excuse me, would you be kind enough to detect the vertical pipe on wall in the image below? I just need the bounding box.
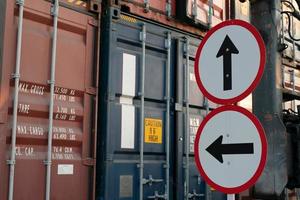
[139,23,146,200]
[45,1,59,200]
[8,1,25,200]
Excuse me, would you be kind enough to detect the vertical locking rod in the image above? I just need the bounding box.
[45,1,59,200]
[139,23,146,200]
[208,0,213,28]
[166,0,172,18]
[184,38,190,200]
[165,32,171,200]
[8,1,25,199]
[192,0,197,20]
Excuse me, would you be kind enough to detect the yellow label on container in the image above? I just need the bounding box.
[144,118,162,144]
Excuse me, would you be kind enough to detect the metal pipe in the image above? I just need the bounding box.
[8,1,25,200]
[227,194,235,200]
[165,32,171,200]
[139,23,146,200]
[204,97,211,200]
[166,0,172,18]
[184,38,190,200]
[192,0,197,20]
[208,0,213,28]
[45,1,59,200]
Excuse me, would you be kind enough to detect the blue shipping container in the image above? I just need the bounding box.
[96,7,226,200]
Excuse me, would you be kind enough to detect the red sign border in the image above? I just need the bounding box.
[194,20,266,105]
[194,105,267,194]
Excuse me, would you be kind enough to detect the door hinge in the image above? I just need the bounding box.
[82,158,96,166]
[88,19,99,27]
[85,87,97,95]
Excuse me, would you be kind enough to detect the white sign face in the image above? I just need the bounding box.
[194,20,265,105]
[194,106,267,194]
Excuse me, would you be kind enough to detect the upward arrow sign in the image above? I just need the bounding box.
[216,35,239,91]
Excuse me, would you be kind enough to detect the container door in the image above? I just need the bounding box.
[98,10,174,200]
[175,38,206,200]
[0,0,98,199]
[175,38,226,200]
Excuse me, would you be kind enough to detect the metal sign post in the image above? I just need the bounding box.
[227,194,235,200]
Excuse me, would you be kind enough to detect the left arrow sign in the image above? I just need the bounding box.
[206,135,254,163]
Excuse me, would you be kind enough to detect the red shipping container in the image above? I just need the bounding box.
[107,0,227,35]
[0,0,99,199]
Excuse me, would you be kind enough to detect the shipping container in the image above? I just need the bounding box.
[283,66,300,94]
[229,0,250,22]
[281,1,300,67]
[0,0,99,199]
[96,7,225,200]
[177,0,226,28]
[105,0,227,36]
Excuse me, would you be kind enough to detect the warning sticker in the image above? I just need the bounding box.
[144,118,162,144]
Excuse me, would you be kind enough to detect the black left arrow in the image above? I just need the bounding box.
[206,135,254,163]
[216,35,239,91]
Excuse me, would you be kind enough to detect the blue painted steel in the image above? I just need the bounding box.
[97,7,227,200]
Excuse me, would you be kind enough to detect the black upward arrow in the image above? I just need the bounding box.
[206,135,254,163]
[216,35,239,91]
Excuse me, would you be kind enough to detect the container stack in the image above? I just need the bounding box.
[0,0,249,199]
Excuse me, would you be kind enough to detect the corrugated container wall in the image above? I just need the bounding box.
[105,0,227,36]
[0,0,99,199]
[281,0,300,100]
[96,7,225,200]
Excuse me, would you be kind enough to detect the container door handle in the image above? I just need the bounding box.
[147,191,167,199]
[142,175,163,186]
[188,189,205,199]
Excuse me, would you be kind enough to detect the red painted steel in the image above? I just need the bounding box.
[0,0,98,199]
[186,0,225,26]
[114,0,226,35]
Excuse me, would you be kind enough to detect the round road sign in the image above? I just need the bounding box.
[194,105,267,194]
[194,20,266,105]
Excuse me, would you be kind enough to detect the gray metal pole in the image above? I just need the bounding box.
[184,38,190,200]
[45,1,59,200]
[139,23,146,200]
[251,0,287,198]
[227,194,235,200]
[8,1,25,200]
[204,97,211,200]
[165,32,171,200]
